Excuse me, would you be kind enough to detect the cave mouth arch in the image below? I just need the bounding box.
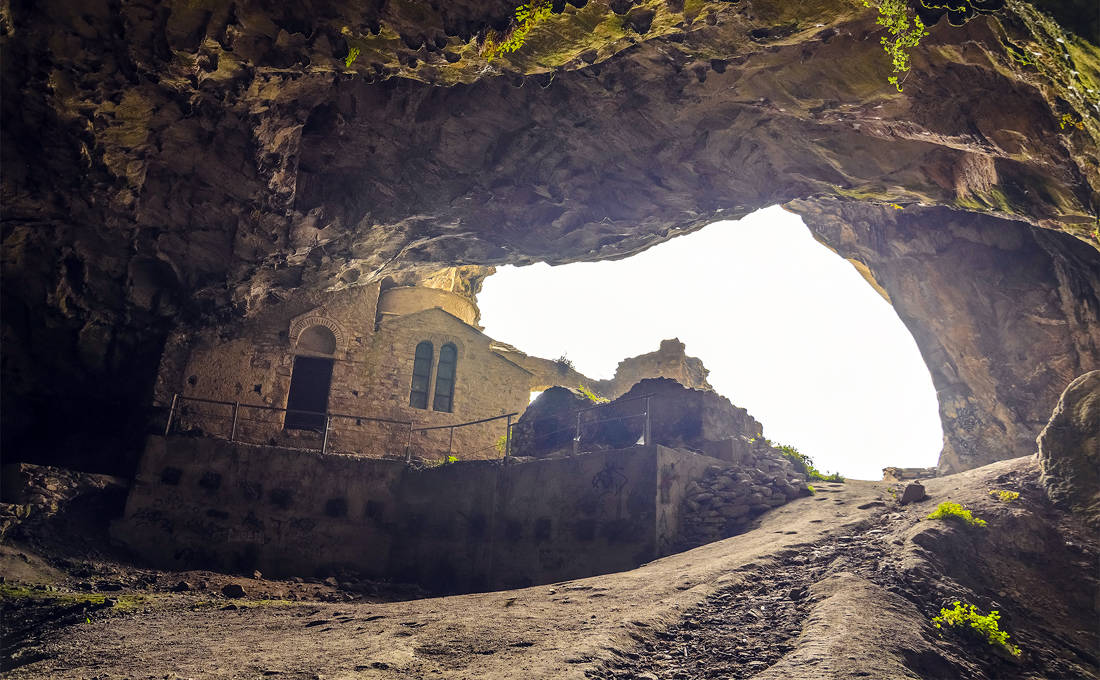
[478,206,944,481]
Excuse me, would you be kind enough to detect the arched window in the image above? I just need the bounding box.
[433,343,457,413]
[410,341,433,409]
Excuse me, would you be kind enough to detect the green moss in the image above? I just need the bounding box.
[0,584,157,612]
[485,2,555,61]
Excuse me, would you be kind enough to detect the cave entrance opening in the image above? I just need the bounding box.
[284,356,334,431]
[478,206,943,480]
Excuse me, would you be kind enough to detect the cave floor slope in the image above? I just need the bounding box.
[4,456,1096,679]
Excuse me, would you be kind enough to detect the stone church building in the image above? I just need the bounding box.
[154,269,712,461]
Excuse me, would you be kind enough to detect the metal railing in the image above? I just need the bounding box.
[164,394,413,456]
[410,412,518,464]
[162,393,520,463]
[162,391,655,462]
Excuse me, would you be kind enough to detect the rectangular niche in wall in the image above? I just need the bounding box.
[285,356,334,431]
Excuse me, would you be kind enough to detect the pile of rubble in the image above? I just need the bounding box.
[680,446,810,547]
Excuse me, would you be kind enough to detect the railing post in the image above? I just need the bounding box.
[405,423,414,464]
[644,396,652,446]
[321,414,330,454]
[573,411,581,456]
[164,393,179,436]
[504,414,513,459]
[230,401,240,441]
[447,426,454,457]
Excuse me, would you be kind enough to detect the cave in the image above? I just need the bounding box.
[1,0,1098,675]
[3,0,1095,478]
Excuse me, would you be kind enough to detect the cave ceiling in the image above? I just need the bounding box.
[1,0,1098,473]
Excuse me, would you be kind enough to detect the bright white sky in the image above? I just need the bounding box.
[477,205,943,480]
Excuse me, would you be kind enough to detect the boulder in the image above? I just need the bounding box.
[899,482,928,505]
[1038,371,1100,526]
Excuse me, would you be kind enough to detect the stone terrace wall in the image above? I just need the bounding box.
[113,436,732,592]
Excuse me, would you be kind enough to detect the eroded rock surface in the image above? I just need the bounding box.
[1038,370,1100,525]
[2,0,1097,473]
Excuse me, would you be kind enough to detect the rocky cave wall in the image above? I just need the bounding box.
[793,199,1100,472]
[1,0,1097,474]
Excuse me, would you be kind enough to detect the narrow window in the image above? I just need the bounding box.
[410,341,433,409]
[433,343,457,413]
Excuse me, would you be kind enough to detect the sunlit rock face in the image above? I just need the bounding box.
[1,0,1097,473]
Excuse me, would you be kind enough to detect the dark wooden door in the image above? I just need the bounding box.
[285,356,334,431]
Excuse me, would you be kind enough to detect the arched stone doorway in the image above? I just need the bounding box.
[285,325,337,431]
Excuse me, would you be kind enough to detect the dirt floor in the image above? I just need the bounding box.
[2,456,1097,679]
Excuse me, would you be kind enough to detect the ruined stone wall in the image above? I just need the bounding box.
[499,338,715,401]
[592,338,713,399]
[364,308,533,461]
[112,437,729,591]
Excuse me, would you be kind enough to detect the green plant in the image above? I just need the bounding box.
[1059,112,1084,130]
[484,1,554,61]
[577,383,608,403]
[495,434,509,455]
[807,484,816,494]
[927,501,987,527]
[933,601,1022,656]
[775,444,844,482]
[863,0,930,91]
[989,489,1019,502]
[554,354,575,374]
[344,46,361,68]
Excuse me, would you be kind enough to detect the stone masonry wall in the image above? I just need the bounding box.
[362,308,532,461]
[155,283,400,455]
[112,436,728,592]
